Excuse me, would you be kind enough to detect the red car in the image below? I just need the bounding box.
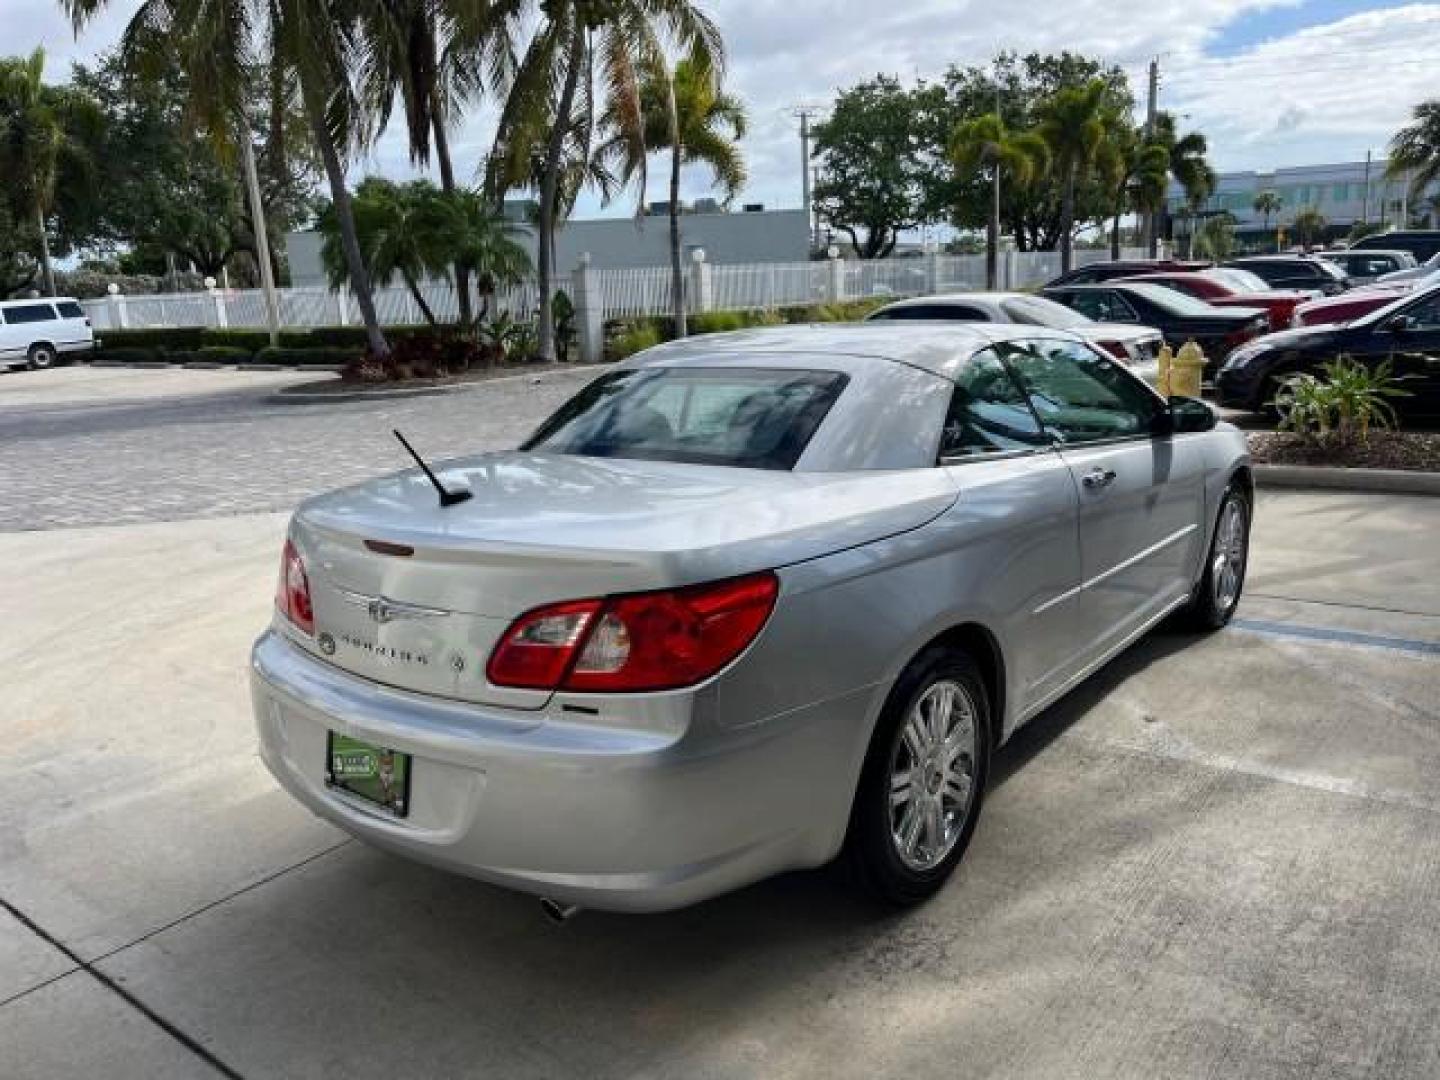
[1119,270,1314,333]
[1292,284,1414,327]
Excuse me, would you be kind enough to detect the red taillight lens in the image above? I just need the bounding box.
[486,572,779,693]
[1097,340,1131,363]
[276,539,314,635]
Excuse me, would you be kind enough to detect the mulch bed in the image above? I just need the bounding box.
[1248,431,1440,472]
[279,362,575,396]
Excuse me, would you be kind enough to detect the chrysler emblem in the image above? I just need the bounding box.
[336,588,451,625]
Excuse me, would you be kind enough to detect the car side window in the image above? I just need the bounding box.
[1068,290,1137,323]
[938,348,1047,459]
[1398,293,1440,329]
[999,339,1161,444]
[1,303,57,325]
[56,301,84,319]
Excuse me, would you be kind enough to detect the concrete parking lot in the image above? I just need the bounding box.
[3,368,1440,1078]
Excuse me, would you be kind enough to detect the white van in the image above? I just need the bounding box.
[0,297,95,370]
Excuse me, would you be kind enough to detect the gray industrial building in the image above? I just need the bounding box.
[1167,159,1440,246]
[286,202,812,287]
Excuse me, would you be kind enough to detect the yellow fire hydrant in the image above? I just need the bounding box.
[1156,344,1174,398]
[1170,339,1207,399]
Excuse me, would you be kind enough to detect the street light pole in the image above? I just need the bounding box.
[240,131,282,347]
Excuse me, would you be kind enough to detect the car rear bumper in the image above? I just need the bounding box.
[250,630,863,911]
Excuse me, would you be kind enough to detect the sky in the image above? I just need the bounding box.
[10,0,1440,220]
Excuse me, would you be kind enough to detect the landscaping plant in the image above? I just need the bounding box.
[1274,357,1411,450]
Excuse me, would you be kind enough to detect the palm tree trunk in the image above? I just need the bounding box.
[1060,169,1076,273]
[668,130,687,338]
[986,162,999,290]
[35,204,55,297]
[431,90,472,327]
[406,273,438,325]
[537,24,585,365]
[303,87,389,358]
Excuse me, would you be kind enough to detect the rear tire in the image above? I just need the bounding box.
[28,344,57,370]
[843,645,991,907]
[1179,483,1250,631]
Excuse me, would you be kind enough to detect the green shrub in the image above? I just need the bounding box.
[94,328,205,351]
[253,346,360,367]
[611,323,663,360]
[201,330,271,353]
[94,346,161,363]
[1275,356,1411,448]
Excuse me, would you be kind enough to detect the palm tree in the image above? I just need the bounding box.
[1253,190,1282,235]
[438,190,532,321]
[1034,79,1110,273]
[319,178,450,324]
[0,50,98,296]
[949,112,1048,288]
[487,0,723,362]
[1094,120,1167,261]
[360,0,515,324]
[1387,100,1440,206]
[64,0,394,358]
[1292,206,1327,249]
[608,56,746,337]
[1146,112,1212,258]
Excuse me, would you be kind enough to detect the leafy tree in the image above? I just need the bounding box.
[609,55,746,336]
[949,112,1047,287]
[1035,79,1111,272]
[0,203,41,298]
[1148,112,1212,257]
[1292,206,1327,248]
[69,48,316,286]
[319,178,451,325]
[925,53,1132,253]
[65,0,397,358]
[487,0,723,362]
[1387,100,1440,204]
[0,49,103,295]
[812,76,927,258]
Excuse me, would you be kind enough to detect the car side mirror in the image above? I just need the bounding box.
[1158,396,1217,435]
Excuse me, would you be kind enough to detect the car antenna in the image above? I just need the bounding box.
[392,429,472,507]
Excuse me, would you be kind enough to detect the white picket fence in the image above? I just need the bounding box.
[81,248,1151,332]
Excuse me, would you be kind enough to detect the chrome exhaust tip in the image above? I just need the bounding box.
[539,897,581,924]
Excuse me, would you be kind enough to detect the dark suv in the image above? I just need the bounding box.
[1221,256,1350,294]
[1350,230,1440,263]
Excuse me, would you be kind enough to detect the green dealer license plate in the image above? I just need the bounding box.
[325,732,411,818]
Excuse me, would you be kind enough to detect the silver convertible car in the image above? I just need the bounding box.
[252,323,1251,915]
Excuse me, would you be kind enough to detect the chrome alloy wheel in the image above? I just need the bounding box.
[1212,499,1248,614]
[888,679,978,871]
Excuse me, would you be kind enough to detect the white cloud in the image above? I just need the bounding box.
[13,0,1439,215]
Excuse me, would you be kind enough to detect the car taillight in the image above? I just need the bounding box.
[487,572,779,693]
[276,538,314,635]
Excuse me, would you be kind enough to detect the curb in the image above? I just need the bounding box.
[274,364,608,402]
[1254,464,1440,496]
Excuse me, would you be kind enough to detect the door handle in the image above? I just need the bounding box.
[1082,467,1117,490]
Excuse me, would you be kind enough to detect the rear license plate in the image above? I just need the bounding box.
[325,732,411,818]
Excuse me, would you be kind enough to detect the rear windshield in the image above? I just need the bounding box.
[1000,295,1091,328]
[1118,283,1220,317]
[522,367,849,470]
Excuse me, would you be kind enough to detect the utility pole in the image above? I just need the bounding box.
[1362,150,1372,227]
[1142,57,1160,257]
[989,67,1002,289]
[240,131,282,347]
[794,106,823,252]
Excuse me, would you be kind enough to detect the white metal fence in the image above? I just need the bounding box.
[81,248,1152,332]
